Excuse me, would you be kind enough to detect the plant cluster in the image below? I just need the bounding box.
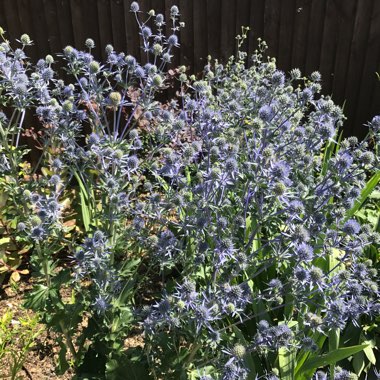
[0,309,42,379]
[0,2,379,379]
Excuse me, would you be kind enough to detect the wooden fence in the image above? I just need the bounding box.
[1,0,380,138]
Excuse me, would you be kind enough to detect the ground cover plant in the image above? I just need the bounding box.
[0,2,379,379]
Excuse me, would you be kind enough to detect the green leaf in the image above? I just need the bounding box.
[56,340,69,375]
[352,351,365,377]
[321,141,335,176]
[0,237,11,246]
[345,171,380,221]
[188,366,216,380]
[321,130,343,176]
[279,346,296,380]
[73,171,91,232]
[328,328,340,379]
[23,284,49,310]
[363,340,376,365]
[297,344,368,375]
[295,333,327,374]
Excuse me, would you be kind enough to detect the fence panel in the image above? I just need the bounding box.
[0,0,380,137]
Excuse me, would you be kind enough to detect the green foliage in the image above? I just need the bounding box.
[0,310,42,379]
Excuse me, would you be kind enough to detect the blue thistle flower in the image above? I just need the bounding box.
[167,34,179,46]
[30,226,45,240]
[93,295,110,314]
[134,66,145,78]
[17,222,27,232]
[295,243,314,261]
[41,67,54,82]
[130,1,139,12]
[258,104,274,122]
[141,26,152,39]
[126,155,139,170]
[342,219,360,235]
[51,158,62,171]
[225,158,238,173]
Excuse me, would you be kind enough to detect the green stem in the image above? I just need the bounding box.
[59,320,77,363]
[0,119,29,214]
[185,342,202,367]
[36,243,51,287]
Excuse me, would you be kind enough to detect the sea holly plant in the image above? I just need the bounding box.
[0,4,185,377]
[0,2,379,379]
[139,34,380,380]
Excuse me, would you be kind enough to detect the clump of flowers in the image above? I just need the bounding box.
[0,3,379,380]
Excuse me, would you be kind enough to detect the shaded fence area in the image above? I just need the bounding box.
[1,0,380,138]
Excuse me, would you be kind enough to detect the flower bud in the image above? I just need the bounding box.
[30,216,42,227]
[231,344,246,359]
[152,74,163,87]
[109,91,122,107]
[170,5,179,17]
[62,100,73,112]
[105,44,114,54]
[130,1,139,12]
[179,73,187,82]
[20,33,31,45]
[152,43,163,56]
[45,55,54,64]
[63,45,74,56]
[89,61,100,74]
[85,38,95,49]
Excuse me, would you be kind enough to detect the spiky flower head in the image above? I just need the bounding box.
[109,91,122,107]
[130,1,139,12]
[231,343,246,359]
[20,33,31,45]
[85,38,95,49]
[89,60,100,74]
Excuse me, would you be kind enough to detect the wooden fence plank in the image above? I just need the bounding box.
[235,0,251,58]
[193,0,208,73]
[277,0,296,71]
[220,0,236,64]
[55,0,75,49]
[179,0,193,69]
[291,0,311,74]
[3,0,21,44]
[69,0,87,50]
[343,0,373,136]
[305,0,326,75]
[107,0,124,53]
[248,0,265,61]
[123,0,139,61]
[43,0,62,55]
[331,0,357,108]
[207,0,221,61]
[319,0,340,95]
[97,0,113,61]
[81,0,102,58]
[15,0,39,62]
[355,0,380,136]
[0,2,9,37]
[263,0,281,61]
